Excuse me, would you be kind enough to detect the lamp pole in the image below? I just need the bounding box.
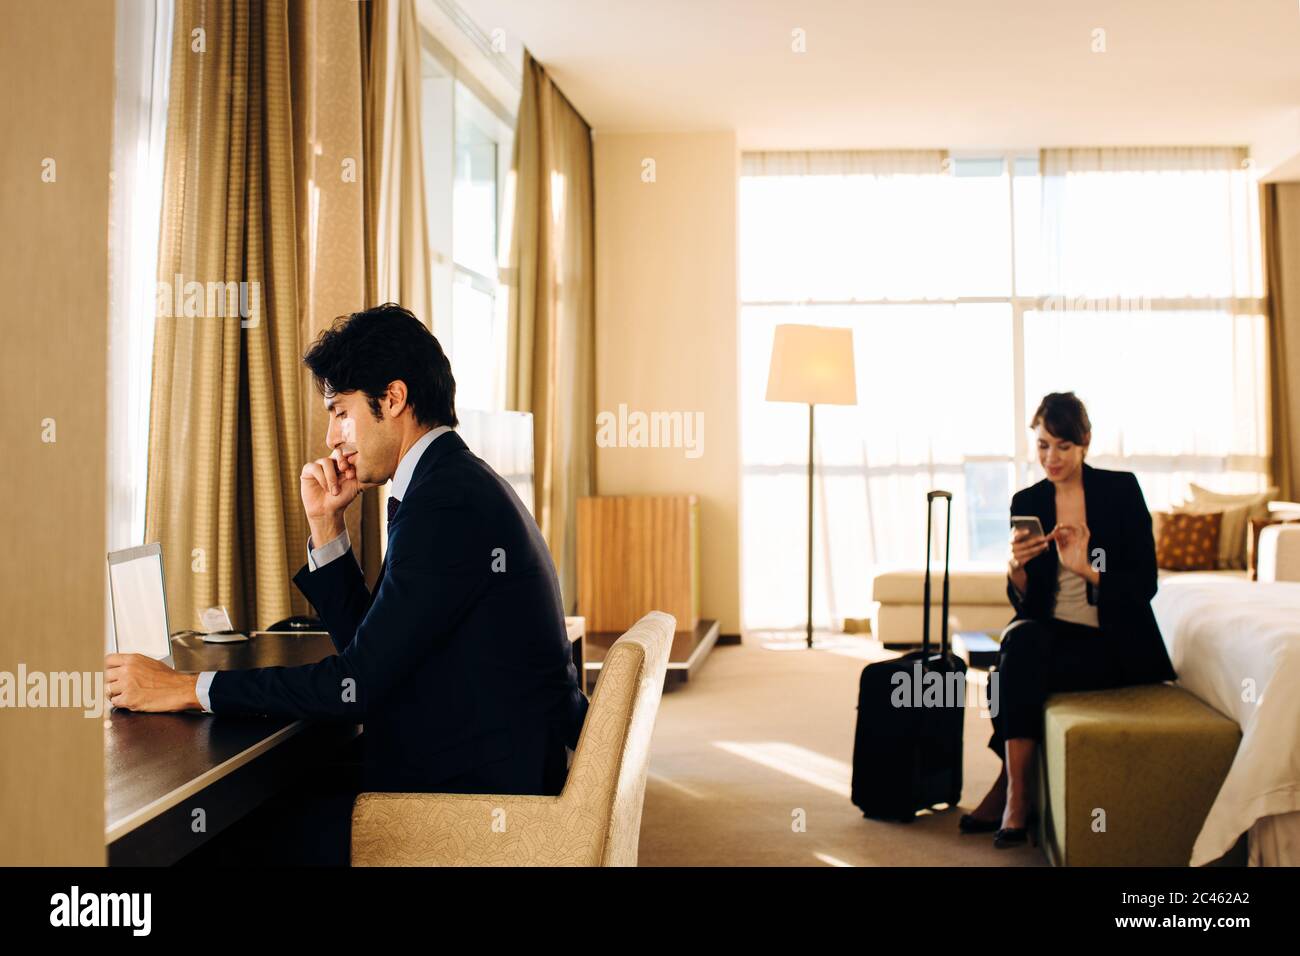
[763,323,855,651]
[806,402,815,648]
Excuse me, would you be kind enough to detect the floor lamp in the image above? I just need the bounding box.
[764,324,858,649]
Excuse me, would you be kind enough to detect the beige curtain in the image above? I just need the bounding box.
[356,0,435,575]
[289,1,375,583]
[146,0,308,632]
[361,0,433,322]
[504,50,596,612]
[146,0,434,625]
[1264,182,1300,500]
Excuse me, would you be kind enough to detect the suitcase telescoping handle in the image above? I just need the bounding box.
[922,490,953,663]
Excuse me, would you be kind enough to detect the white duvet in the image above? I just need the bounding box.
[1152,575,1300,866]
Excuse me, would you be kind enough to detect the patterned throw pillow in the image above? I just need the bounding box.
[1154,511,1222,571]
[1172,500,1248,569]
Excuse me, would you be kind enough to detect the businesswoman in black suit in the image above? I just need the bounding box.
[959,392,1176,848]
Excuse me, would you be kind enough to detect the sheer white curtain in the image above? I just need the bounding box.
[742,302,1014,631]
[107,0,172,647]
[1030,147,1267,507]
[740,151,1019,633]
[108,0,173,553]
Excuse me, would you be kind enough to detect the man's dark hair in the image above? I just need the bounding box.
[303,303,458,428]
[1030,391,1090,445]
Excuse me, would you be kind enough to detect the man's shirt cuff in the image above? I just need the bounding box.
[307,529,352,571]
[195,671,216,713]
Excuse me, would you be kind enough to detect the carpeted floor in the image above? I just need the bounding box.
[636,633,1048,866]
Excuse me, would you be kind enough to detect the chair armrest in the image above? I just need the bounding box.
[351,791,599,866]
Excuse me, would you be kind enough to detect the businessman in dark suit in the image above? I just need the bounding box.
[106,304,588,856]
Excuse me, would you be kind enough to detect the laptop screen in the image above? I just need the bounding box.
[108,544,172,661]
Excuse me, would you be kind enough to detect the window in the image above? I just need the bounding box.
[1023,148,1266,504]
[419,46,514,411]
[740,149,1266,632]
[108,0,172,554]
[108,0,172,648]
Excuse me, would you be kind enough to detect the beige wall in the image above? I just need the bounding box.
[0,1,114,863]
[593,131,741,634]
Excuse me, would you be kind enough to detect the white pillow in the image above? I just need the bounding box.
[1187,484,1278,508]
[1176,484,1277,570]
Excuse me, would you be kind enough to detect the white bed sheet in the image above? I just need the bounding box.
[1152,575,1300,866]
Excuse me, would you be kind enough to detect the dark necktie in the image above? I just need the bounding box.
[374,495,401,592]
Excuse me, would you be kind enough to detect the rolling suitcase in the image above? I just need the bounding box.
[851,490,967,821]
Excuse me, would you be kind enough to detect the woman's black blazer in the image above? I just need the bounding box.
[1006,462,1177,686]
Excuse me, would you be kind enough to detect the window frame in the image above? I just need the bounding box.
[417,25,516,412]
[739,151,1270,495]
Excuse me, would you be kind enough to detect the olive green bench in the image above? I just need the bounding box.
[1034,683,1243,866]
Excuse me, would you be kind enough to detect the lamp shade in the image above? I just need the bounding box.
[765,324,857,406]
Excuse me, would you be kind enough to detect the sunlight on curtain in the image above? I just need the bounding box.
[740,151,1015,631]
[1032,147,1267,506]
[108,0,172,557]
[741,150,1009,300]
[503,52,595,613]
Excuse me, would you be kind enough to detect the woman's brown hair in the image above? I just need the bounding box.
[1030,391,1091,445]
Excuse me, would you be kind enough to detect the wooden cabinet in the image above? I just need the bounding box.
[576,495,700,633]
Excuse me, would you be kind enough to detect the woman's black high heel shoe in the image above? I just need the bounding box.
[993,809,1039,849]
[958,813,1001,834]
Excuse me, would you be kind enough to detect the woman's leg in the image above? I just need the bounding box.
[1001,621,1123,829]
[989,620,1055,829]
[1003,738,1035,829]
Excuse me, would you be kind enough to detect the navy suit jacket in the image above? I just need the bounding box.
[208,430,589,795]
[1007,462,1177,687]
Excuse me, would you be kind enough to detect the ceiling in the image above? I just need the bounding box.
[455,0,1300,172]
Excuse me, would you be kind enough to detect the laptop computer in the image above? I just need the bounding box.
[107,542,175,668]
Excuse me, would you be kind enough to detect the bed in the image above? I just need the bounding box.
[1152,574,1300,866]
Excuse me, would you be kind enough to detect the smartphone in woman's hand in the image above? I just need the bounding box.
[1011,515,1044,540]
[1009,514,1050,576]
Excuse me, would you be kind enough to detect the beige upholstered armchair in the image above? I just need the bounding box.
[350,611,675,866]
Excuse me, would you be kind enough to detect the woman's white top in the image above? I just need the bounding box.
[1054,562,1099,628]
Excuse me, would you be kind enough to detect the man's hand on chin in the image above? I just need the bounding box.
[104,653,202,713]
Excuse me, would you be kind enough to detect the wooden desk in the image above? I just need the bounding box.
[105,632,359,866]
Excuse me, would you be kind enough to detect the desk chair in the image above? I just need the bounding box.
[350,610,675,866]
